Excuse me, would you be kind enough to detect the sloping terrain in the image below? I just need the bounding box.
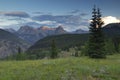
[28,34,89,51]
[0,29,30,58]
[103,23,120,37]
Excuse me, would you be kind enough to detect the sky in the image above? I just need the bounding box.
[0,0,120,31]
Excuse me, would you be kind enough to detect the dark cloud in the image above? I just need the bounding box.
[33,12,52,15]
[0,12,30,18]
[32,14,89,30]
[32,14,81,24]
[33,12,44,14]
[68,10,88,17]
[69,9,80,14]
[80,13,88,16]
[32,15,53,21]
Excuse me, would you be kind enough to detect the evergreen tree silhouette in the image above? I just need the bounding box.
[18,46,22,54]
[50,39,58,59]
[87,5,106,58]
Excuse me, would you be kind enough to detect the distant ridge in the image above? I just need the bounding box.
[103,23,120,36]
[5,25,88,44]
[0,29,30,58]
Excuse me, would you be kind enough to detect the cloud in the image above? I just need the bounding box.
[69,9,80,14]
[38,21,56,25]
[102,16,120,25]
[0,15,57,29]
[33,12,44,14]
[0,11,89,31]
[32,14,89,31]
[0,11,30,18]
[23,18,57,25]
[80,13,88,16]
[32,15,54,21]
[0,16,20,26]
[68,10,88,17]
[32,15,82,24]
[32,12,52,16]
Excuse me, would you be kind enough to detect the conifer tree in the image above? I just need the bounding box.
[87,6,106,58]
[16,46,22,60]
[50,39,58,59]
[18,46,22,54]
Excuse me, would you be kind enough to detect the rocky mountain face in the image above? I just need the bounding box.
[0,29,30,58]
[17,26,43,44]
[54,26,67,34]
[16,26,68,44]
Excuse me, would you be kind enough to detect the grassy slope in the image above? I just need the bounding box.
[0,54,120,80]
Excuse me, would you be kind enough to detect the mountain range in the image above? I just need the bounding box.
[1,23,120,58]
[0,25,88,58]
[5,26,88,44]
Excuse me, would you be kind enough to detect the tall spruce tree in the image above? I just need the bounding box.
[50,39,58,59]
[18,46,22,54]
[88,6,106,58]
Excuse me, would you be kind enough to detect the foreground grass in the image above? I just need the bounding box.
[0,54,120,80]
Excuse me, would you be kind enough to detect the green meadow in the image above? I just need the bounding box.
[0,54,120,80]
